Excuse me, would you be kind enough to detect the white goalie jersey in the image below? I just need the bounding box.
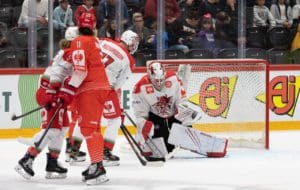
[97,38,135,89]
[132,71,186,131]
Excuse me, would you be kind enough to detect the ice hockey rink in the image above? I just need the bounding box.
[1,131,300,190]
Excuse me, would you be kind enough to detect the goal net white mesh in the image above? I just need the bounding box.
[158,59,269,149]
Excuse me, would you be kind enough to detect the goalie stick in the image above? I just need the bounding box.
[11,104,48,121]
[120,113,165,166]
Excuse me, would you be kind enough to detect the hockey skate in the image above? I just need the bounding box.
[83,162,109,185]
[45,153,68,179]
[14,153,35,180]
[103,147,120,167]
[65,138,86,163]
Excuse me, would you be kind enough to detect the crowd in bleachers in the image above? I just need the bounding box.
[0,0,300,68]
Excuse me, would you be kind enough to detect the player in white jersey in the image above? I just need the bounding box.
[99,30,138,165]
[132,61,186,154]
[69,30,139,166]
[132,62,228,158]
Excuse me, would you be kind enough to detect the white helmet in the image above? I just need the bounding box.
[147,62,165,91]
[121,30,139,54]
[65,26,79,41]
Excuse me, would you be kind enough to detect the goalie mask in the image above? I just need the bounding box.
[147,62,165,91]
[120,30,139,54]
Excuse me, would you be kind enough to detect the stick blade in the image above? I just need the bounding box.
[11,113,17,121]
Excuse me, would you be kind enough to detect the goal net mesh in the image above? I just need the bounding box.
[158,59,269,149]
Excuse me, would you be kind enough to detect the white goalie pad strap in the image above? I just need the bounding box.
[168,123,228,157]
[140,137,168,158]
[175,101,202,125]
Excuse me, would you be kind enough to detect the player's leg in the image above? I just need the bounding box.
[102,89,122,166]
[66,101,86,162]
[15,128,54,179]
[168,123,228,157]
[77,90,109,185]
[46,127,68,179]
[149,112,175,153]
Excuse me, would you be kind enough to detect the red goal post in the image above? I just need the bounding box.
[153,59,270,149]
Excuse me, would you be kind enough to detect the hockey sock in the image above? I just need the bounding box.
[104,117,121,150]
[82,129,104,163]
[27,146,40,157]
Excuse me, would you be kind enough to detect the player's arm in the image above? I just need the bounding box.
[132,85,154,143]
[69,49,88,88]
[174,77,202,126]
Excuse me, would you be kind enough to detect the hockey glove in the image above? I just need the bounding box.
[142,120,154,141]
[58,77,76,108]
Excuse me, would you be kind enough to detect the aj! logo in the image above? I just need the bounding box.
[256,75,300,116]
[188,76,238,118]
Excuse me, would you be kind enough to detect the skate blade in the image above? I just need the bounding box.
[65,155,86,163]
[14,165,33,180]
[85,174,109,185]
[145,161,164,167]
[45,172,67,179]
[103,160,120,167]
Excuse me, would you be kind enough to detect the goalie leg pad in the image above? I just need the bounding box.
[140,137,169,158]
[168,123,228,157]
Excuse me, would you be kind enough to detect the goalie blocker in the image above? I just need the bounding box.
[168,123,228,157]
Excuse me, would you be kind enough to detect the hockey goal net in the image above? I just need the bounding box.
[158,59,269,149]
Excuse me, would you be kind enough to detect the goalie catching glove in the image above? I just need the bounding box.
[175,101,202,126]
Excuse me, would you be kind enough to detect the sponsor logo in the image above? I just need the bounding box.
[256,75,300,116]
[188,76,237,118]
[146,86,154,94]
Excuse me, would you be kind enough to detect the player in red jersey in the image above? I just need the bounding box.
[67,12,111,185]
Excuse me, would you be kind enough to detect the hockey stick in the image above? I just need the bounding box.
[11,104,48,121]
[124,111,166,159]
[120,113,165,166]
[34,103,63,148]
[120,124,165,165]
[120,125,147,166]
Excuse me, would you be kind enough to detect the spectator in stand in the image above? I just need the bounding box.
[18,0,48,29]
[98,19,117,40]
[196,13,218,52]
[74,0,96,25]
[143,0,181,28]
[0,22,8,48]
[147,21,168,50]
[291,21,300,50]
[179,0,202,19]
[127,12,153,51]
[292,0,300,26]
[222,0,238,44]
[167,9,201,50]
[199,0,222,18]
[270,0,293,28]
[253,0,276,28]
[96,0,130,29]
[53,0,74,35]
[215,11,236,48]
[247,0,275,8]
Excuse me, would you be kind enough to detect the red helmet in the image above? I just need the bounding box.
[78,12,96,30]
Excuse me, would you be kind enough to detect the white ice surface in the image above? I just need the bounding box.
[1,131,300,190]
